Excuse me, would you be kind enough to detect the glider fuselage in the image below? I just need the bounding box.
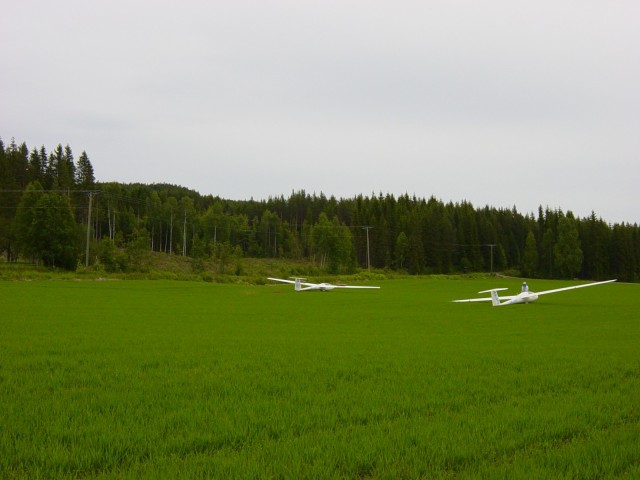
[304,283,335,291]
[499,292,539,305]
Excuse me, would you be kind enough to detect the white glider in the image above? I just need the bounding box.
[268,277,380,292]
[453,279,616,306]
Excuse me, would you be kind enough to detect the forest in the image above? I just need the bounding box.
[1,137,639,281]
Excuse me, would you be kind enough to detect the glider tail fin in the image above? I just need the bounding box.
[294,278,302,291]
[490,290,502,307]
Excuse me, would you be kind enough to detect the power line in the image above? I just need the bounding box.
[0,189,100,193]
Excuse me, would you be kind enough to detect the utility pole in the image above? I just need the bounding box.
[183,209,187,256]
[169,209,173,254]
[85,191,96,267]
[486,244,496,274]
[362,226,373,271]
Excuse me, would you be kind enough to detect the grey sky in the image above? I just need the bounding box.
[2,0,638,223]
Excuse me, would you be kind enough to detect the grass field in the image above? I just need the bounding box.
[1,277,639,479]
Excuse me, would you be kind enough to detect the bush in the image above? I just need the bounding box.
[97,239,121,273]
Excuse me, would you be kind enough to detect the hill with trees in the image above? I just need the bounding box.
[1,137,638,281]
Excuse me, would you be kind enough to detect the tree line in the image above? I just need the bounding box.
[1,137,638,281]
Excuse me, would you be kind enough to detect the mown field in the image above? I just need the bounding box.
[1,277,638,479]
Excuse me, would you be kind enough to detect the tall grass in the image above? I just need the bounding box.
[1,278,638,478]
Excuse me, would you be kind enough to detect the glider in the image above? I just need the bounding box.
[452,279,616,306]
[267,277,380,292]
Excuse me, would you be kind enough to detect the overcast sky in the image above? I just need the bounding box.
[2,1,638,223]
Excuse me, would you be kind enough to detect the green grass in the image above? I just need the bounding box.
[1,278,639,478]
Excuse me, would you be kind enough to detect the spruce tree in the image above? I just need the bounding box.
[14,182,78,269]
[522,231,538,278]
[14,182,46,261]
[394,231,409,270]
[75,151,95,189]
[27,148,45,184]
[554,213,583,279]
